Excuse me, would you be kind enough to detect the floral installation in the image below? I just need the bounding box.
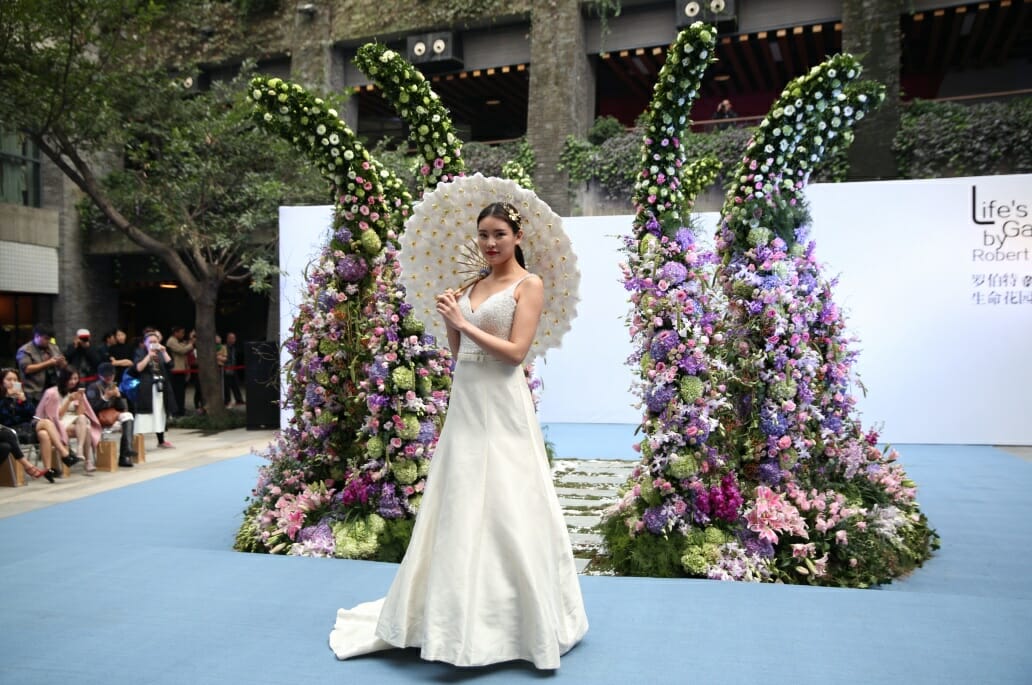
[602,38,938,586]
[234,72,454,561]
[234,49,548,561]
[354,44,465,190]
[600,23,737,578]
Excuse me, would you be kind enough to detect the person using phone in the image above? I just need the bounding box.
[16,324,67,403]
[131,330,178,449]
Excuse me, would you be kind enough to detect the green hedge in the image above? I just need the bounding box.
[895,97,1032,178]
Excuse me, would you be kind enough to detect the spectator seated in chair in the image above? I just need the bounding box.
[87,362,137,467]
[37,368,101,475]
[0,368,55,482]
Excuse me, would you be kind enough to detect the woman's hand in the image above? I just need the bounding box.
[435,289,466,331]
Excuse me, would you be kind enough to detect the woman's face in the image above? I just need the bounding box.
[477,215,521,268]
[2,371,17,391]
[67,372,80,390]
[145,334,158,349]
[116,329,126,344]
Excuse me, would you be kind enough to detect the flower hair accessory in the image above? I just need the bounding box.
[503,203,523,229]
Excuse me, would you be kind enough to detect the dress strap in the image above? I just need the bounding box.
[508,273,536,291]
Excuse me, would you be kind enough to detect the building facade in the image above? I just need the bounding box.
[2,0,1027,361]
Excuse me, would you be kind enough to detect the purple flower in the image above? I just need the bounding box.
[760,409,789,437]
[758,460,783,485]
[334,227,352,244]
[660,261,688,285]
[675,227,695,251]
[679,355,704,375]
[741,530,775,558]
[649,330,679,362]
[642,506,668,534]
[645,384,676,414]
[336,254,368,283]
[377,484,405,519]
[824,416,844,433]
[417,420,436,444]
[368,356,388,382]
[645,216,661,237]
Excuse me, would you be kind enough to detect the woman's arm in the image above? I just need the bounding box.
[437,277,544,365]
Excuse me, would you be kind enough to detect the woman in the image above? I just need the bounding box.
[329,203,588,669]
[131,331,177,448]
[0,367,57,482]
[37,368,100,474]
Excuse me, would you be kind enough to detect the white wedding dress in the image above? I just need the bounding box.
[329,275,589,669]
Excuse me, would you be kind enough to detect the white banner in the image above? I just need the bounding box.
[280,174,1032,445]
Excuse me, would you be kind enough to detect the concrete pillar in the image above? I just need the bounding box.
[842,0,902,180]
[527,0,595,215]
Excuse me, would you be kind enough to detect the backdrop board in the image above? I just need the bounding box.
[279,173,1032,445]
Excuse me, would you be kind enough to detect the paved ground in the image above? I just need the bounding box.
[0,425,636,573]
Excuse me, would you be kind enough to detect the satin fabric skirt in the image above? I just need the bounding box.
[329,355,588,669]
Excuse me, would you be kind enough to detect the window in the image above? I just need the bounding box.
[0,131,41,207]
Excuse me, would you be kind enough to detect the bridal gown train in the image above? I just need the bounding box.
[329,275,589,669]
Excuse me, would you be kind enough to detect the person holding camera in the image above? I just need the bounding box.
[15,324,66,403]
[130,330,178,449]
[64,328,101,385]
[87,362,138,467]
[713,98,738,130]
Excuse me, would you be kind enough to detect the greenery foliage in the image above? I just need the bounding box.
[895,97,1032,179]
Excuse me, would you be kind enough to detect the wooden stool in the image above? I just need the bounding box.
[133,434,146,464]
[0,457,25,487]
[95,440,119,472]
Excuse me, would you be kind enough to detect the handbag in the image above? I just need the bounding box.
[119,373,140,403]
[97,407,120,427]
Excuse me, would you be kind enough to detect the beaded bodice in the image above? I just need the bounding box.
[457,275,534,358]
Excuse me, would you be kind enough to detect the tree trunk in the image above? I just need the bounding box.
[192,282,227,419]
[842,0,903,180]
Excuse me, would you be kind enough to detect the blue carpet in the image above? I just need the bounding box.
[1,440,1030,684]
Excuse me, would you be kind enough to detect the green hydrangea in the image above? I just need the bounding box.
[391,366,415,390]
[667,455,699,480]
[401,315,425,335]
[770,379,798,401]
[319,338,338,355]
[703,526,726,545]
[678,376,704,403]
[418,375,433,396]
[396,414,420,441]
[639,477,661,507]
[747,227,772,247]
[431,374,451,390]
[417,458,430,477]
[359,229,382,255]
[390,459,419,485]
[408,494,423,513]
[639,233,659,256]
[332,514,386,559]
[680,541,720,575]
[640,352,653,375]
[365,435,384,459]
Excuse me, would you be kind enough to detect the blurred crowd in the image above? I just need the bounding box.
[1,323,247,483]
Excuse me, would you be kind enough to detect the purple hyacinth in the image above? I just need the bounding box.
[334,227,352,244]
[675,227,695,251]
[645,384,676,414]
[758,460,783,485]
[824,416,844,433]
[368,356,388,382]
[417,420,436,444]
[660,261,689,285]
[642,506,669,534]
[298,518,332,544]
[335,254,368,283]
[741,530,775,558]
[645,216,662,237]
[759,409,789,437]
[304,384,325,408]
[317,291,336,312]
[377,484,405,519]
[679,355,704,375]
[649,330,679,361]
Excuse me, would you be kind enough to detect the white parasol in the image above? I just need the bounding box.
[399,174,580,361]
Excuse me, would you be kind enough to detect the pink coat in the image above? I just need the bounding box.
[36,387,102,449]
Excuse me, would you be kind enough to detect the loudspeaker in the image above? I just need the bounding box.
[675,0,736,28]
[245,341,280,430]
[406,31,463,70]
